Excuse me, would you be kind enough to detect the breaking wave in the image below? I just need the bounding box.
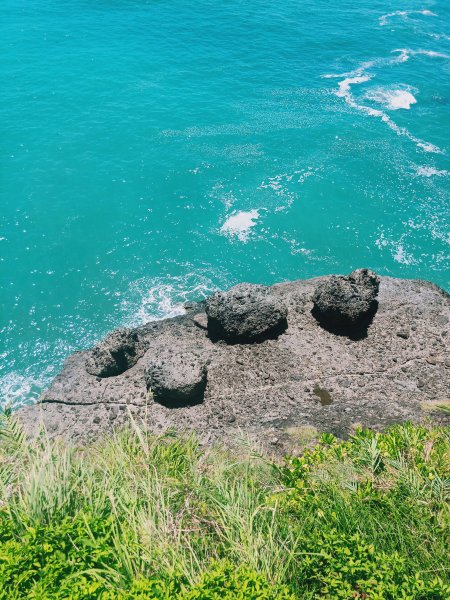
[364,87,417,110]
[122,271,230,326]
[323,49,448,154]
[416,166,449,177]
[220,210,260,242]
[0,371,43,410]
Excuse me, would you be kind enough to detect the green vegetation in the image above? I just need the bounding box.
[0,410,449,599]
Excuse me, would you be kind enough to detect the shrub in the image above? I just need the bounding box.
[281,423,450,598]
[0,512,118,599]
[180,562,295,599]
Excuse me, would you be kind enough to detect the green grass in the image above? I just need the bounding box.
[0,410,449,599]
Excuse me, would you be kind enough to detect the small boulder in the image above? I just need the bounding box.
[86,328,143,377]
[205,283,288,343]
[144,350,207,407]
[312,269,380,331]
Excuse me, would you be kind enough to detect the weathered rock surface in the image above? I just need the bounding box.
[18,275,450,455]
[144,347,209,407]
[85,328,144,377]
[206,283,288,343]
[312,269,380,335]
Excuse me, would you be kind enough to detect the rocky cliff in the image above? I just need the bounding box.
[18,272,450,453]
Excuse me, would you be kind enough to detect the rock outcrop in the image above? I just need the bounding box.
[312,269,380,335]
[18,274,450,455]
[206,283,288,343]
[144,348,209,407]
[85,328,144,378]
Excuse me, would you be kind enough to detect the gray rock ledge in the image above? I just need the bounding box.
[17,274,450,455]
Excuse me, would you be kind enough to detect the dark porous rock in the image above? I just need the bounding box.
[205,283,288,343]
[145,349,208,407]
[312,269,380,336]
[86,328,143,377]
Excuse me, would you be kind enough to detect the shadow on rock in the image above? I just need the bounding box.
[207,317,288,345]
[154,392,206,409]
[311,301,378,341]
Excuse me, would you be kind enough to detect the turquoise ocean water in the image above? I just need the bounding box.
[1,0,449,407]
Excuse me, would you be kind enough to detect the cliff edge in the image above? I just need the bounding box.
[18,272,450,453]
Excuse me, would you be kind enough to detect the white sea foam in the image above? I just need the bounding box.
[220,209,260,242]
[281,235,312,256]
[257,168,316,212]
[379,9,437,27]
[335,76,439,153]
[0,371,43,409]
[136,285,186,322]
[322,61,375,80]
[393,243,418,265]
[323,49,447,77]
[325,50,446,154]
[375,232,419,266]
[416,166,449,177]
[365,88,417,110]
[428,33,450,41]
[259,173,296,211]
[393,48,449,62]
[337,75,372,97]
[122,272,227,326]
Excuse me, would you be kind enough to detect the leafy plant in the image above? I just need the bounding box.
[180,562,295,599]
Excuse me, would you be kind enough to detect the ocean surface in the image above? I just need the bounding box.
[1,0,449,408]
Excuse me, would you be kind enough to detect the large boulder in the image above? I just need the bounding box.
[312,269,380,331]
[205,283,288,343]
[144,349,208,407]
[86,328,143,377]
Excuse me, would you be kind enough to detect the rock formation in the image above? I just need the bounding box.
[312,268,380,336]
[85,328,144,378]
[144,347,209,407]
[18,273,450,454]
[206,283,288,343]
